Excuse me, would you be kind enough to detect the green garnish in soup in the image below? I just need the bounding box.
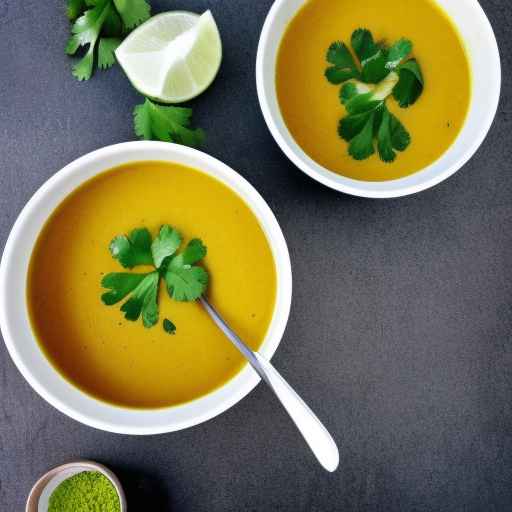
[325,29,424,163]
[101,225,209,333]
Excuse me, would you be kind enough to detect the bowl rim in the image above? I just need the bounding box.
[256,0,502,198]
[0,141,292,434]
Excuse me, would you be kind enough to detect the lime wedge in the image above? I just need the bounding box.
[115,10,222,104]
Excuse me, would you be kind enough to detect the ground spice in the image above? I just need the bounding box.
[48,471,121,512]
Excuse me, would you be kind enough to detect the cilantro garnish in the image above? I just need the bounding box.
[109,227,153,268]
[65,0,151,80]
[163,318,176,335]
[325,29,424,163]
[393,59,424,108]
[325,42,360,84]
[120,271,160,327]
[165,239,208,301]
[101,225,209,332]
[133,99,205,147]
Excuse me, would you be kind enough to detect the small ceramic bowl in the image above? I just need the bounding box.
[256,0,501,198]
[0,141,292,434]
[26,460,127,512]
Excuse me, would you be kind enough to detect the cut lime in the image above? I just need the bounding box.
[115,10,222,104]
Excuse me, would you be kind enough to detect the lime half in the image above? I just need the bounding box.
[116,10,222,104]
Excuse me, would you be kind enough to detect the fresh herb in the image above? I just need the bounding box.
[393,59,424,107]
[325,42,360,84]
[119,271,160,327]
[101,225,208,332]
[109,227,153,268]
[66,0,86,21]
[163,318,176,335]
[65,0,151,80]
[325,29,424,162]
[133,99,205,147]
[165,238,208,301]
[63,2,206,146]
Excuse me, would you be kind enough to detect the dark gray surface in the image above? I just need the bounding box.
[1,0,511,510]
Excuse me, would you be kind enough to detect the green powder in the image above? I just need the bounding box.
[48,471,121,512]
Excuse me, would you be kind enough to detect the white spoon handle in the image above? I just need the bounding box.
[199,298,339,472]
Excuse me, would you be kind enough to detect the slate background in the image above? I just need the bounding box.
[1,0,511,510]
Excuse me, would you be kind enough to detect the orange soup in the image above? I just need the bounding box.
[276,0,471,181]
[27,162,277,408]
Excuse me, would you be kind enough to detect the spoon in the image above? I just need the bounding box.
[199,297,339,472]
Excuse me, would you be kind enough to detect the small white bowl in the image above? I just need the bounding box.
[0,141,292,434]
[256,0,501,198]
[26,460,127,512]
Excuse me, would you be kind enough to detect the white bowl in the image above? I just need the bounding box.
[0,141,292,434]
[256,0,501,198]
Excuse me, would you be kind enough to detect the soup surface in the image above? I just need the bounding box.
[28,162,277,408]
[276,0,471,181]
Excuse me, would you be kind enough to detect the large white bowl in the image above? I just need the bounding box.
[256,0,501,198]
[0,142,292,434]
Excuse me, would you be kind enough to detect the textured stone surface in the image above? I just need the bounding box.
[1,0,511,510]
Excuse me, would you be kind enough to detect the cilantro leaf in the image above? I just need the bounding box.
[348,111,376,160]
[163,318,176,335]
[377,108,396,163]
[101,272,147,305]
[112,0,151,29]
[340,82,359,104]
[65,0,151,80]
[165,266,209,302]
[393,59,424,107]
[98,37,121,69]
[339,103,410,163]
[351,29,379,63]
[361,48,390,84]
[350,29,390,84]
[338,111,373,142]
[165,239,209,302]
[170,239,207,267]
[102,7,123,36]
[109,227,153,268]
[344,92,383,115]
[66,0,113,81]
[134,99,205,148]
[151,225,182,269]
[120,271,160,327]
[386,38,413,70]
[389,112,411,151]
[67,0,86,20]
[325,42,360,84]
[339,78,387,117]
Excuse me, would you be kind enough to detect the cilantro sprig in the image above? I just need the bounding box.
[325,29,424,162]
[63,2,206,146]
[101,225,208,332]
[133,99,205,147]
[65,0,151,80]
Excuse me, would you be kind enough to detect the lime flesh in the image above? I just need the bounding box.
[116,10,222,103]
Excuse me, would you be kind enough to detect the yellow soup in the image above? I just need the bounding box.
[27,162,277,408]
[276,0,471,181]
